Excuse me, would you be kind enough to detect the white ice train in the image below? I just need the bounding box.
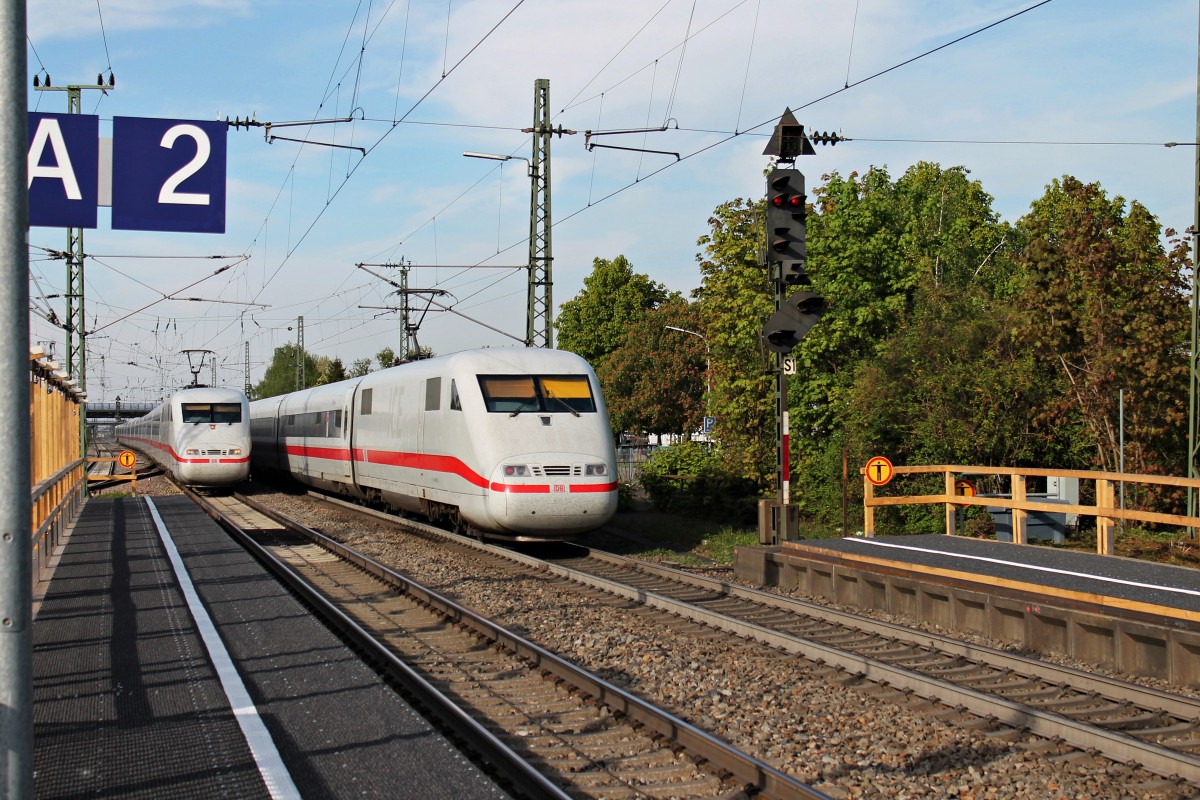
[115,387,252,487]
[249,348,619,541]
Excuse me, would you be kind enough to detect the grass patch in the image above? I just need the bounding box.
[598,509,758,566]
[694,528,759,563]
[91,490,133,499]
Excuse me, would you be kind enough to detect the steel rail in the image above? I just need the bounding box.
[297,491,1200,787]
[183,488,573,800]
[233,491,832,800]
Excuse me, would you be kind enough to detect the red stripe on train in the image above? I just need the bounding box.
[287,443,616,494]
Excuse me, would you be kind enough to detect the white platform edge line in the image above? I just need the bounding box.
[144,497,302,800]
[848,538,1200,599]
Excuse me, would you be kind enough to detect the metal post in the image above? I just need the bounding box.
[526,79,553,348]
[398,263,411,360]
[1188,10,1200,533]
[244,342,251,396]
[1,0,33,793]
[294,316,304,390]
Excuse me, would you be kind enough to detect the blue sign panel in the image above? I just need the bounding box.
[111,116,226,233]
[28,113,99,228]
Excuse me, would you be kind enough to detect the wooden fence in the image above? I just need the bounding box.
[862,464,1200,555]
[30,348,86,583]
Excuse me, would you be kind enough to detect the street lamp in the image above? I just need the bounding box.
[463,151,533,176]
[665,325,712,434]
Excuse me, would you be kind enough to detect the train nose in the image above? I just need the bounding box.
[488,456,617,533]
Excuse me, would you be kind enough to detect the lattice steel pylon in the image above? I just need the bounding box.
[295,315,305,390]
[526,79,553,348]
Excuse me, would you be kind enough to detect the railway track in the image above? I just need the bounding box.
[542,546,1200,788]
[261,488,1200,796]
[188,488,829,800]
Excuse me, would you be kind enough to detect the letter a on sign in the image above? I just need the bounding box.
[27,113,99,228]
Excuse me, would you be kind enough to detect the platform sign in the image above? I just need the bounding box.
[865,455,894,486]
[28,112,99,228]
[118,450,136,469]
[112,117,227,233]
[954,478,977,508]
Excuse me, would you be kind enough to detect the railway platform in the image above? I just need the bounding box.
[736,533,1200,689]
[33,495,512,800]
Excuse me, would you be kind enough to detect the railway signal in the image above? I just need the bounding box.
[766,168,808,285]
[762,290,826,353]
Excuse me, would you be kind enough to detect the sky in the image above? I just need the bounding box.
[23,0,1200,403]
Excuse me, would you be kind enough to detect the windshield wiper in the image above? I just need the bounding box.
[544,388,581,417]
[508,396,539,417]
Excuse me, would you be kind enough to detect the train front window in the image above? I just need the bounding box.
[180,402,243,424]
[478,375,596,414]
[212,404,242,423]
[180,403,212,423]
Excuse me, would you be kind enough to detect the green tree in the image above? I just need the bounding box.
[376,347,397,370]
[788,164,1016,519]
[348,357,373,377]
[555,255,674,368]
[597,299,707,437]
[694,197,775,485]
[314,356,347,386]
[255,343,318,399]
[1014,176,1191,479]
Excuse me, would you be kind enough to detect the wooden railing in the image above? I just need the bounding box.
[30,347,87,583]
[862,465,1200,555]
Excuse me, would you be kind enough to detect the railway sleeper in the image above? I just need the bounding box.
[1035,693,1107,712]
[1137,721,1200,739]
[1085,711,1175,731]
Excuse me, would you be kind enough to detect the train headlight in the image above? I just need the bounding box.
[503,464,529,477]
[585,463,608,476]
[185,448,199,456]
[230,448,242,455]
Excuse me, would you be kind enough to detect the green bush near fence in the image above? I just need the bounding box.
[638,441,761,524]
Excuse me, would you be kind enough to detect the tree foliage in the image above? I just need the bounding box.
[555,255,675,368]
[597,299,707,437]
[255,343,318,399]
[694,197,776,484]
[1013,177,1190,478]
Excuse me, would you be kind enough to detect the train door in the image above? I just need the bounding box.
[342,384,356,479]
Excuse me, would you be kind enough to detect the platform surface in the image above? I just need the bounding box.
[33,495,511,799]
[786,534,1200,614]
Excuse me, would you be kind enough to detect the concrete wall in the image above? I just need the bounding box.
[735,545,1200,688]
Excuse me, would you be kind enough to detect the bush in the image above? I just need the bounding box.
[638,441,762,524]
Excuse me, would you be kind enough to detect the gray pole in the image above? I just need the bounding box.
[0,0,34,794]
[1188,9,1200,530]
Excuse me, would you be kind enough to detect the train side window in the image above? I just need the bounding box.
[361,388,373,415]
[450,380,461,411]
[425,377,441,411]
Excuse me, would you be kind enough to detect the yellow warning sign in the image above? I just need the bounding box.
[864,456,894,486]
[955,478,977,498]
[118,450,137,469]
